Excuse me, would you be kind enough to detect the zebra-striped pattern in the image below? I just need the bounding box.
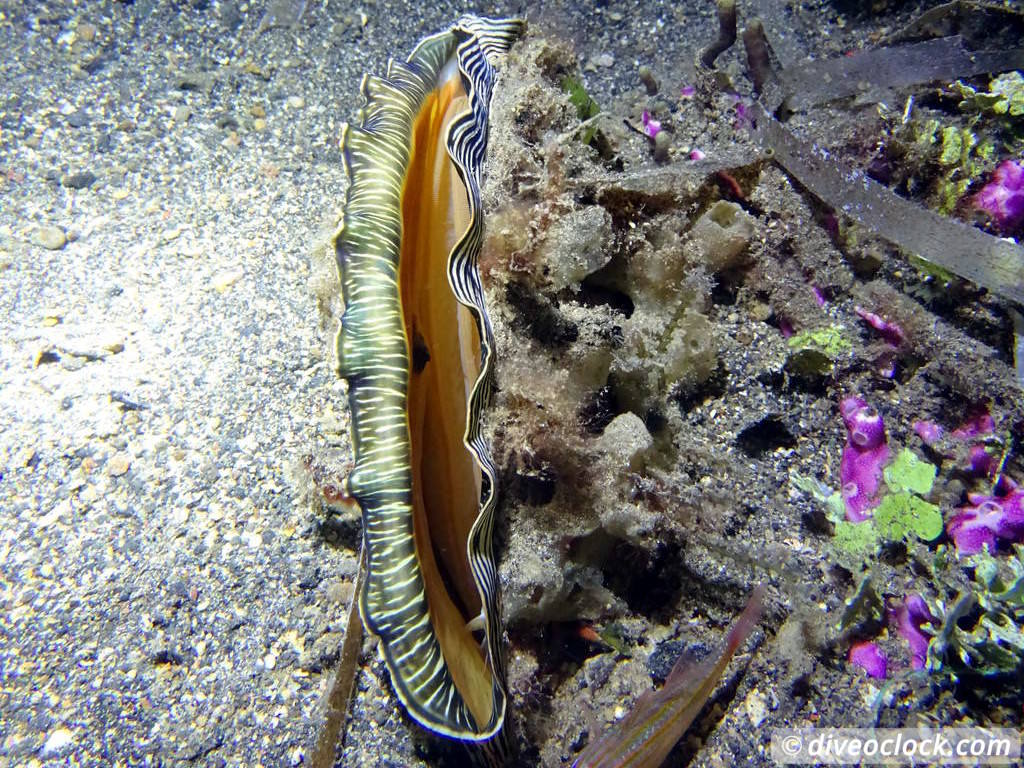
[334,16,523,742]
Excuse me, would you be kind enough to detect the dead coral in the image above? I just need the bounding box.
[484,35,594,210]
[482,35,770,638]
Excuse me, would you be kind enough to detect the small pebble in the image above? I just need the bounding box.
[595,53,615,68]
[66,110,91,128]
[744,689,769,727]
[76,23,97,42]
[107,453,131,477]
[173,105,191,123]
[34,225,67,250]
[211,269,243,292]
[174,72,212,93]
[34,348,60,366]
[326,580,355,606]
[287,95,305,109]
[40,728,75,758]
[214,112,239,130]
[62,171,97,190]
[40,309,63,327]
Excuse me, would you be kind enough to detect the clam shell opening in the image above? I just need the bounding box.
[333,16,524,742]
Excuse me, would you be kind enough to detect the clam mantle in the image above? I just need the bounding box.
[333,16,523,742]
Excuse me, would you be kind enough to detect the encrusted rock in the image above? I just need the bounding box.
[537,206,613,290]
[596,413,653,473]
[687,200,757,272]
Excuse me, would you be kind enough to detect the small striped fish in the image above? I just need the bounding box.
[574,586,765,768]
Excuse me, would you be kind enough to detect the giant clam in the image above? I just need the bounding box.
[333,15,523,745]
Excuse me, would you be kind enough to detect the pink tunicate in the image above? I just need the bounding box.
[967,444,995,478]
[891,595,935,670]
[840,396,866,421]
[855,306,904,346]
[734,101,753,130]
[641,110,662,139]
[947,488,1024,555]
[839,397,889,521]
[849,641,888,679]
[951,408,995,440]
[912,420,943,445]
[974,159,1024,231]
[843,401,885,449]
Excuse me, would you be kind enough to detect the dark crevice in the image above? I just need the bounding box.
[595,188,680,231]
[509,463,557,507]
[600,539,684,621]
[671,364,728,413]
[736,415,797,457]
[578,384,618,434]
[506,280,579,346]
[577,275,634,317]
[317,514,362,552]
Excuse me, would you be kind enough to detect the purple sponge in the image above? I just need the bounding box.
[975,160,1024,231]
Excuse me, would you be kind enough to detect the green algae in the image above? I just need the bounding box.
[873,492,942,543]
[832,519,880,566]
[911,118,996,215]
[883,447,936,496]
[786,326,852,376]
[562,75,600,145]
[955,72,1024,118]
